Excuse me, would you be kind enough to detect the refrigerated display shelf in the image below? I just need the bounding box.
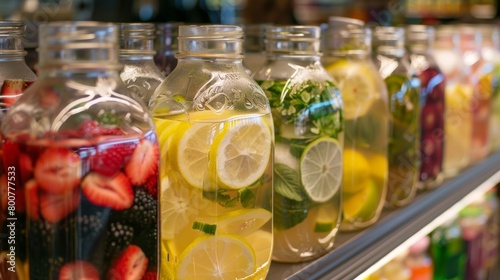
[267,151,500,280]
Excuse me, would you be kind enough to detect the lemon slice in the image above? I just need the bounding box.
[154,118,180,176]
[176,235,256,279]
[343,181,380,221]
[173,122,216,189]
[342,148,371,194]
[326,60,377,120]
[216,208,272,236]
[212,117,271,189]
[244,230,272,277]
[300,137,342,203]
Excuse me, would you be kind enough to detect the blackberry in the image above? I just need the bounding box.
[104,222,135,260]
[133,226,158,267]
[116,189,157,226]
[29,256,65,280]
[75,210,109,259]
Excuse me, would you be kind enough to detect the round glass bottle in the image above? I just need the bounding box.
[153,22,180,77]
[242,23,269,75]
[119,22,164,105]
[150,25,274,279]
[433,26,472,178]
[254,25,343,262]
[459,26,492,163]
[406,25,445,190]
[322,17,389,230]
[0,20,37,279]
[1,22,159,279]
[373,26,420,208]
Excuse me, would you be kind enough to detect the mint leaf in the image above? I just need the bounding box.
[274,193,310,230]
[239,188,255,208]
[274,163,304,201]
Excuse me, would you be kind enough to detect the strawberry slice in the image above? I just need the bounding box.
[108,245,148,280]
[125,140,159,186]
[0,175,7,211]
[34,148,82,194]
[82,172,134,210]
[19,153,34,183]
[2,140,20,171]
[77,120,124,138]
[59,260,99,280]
[40,188,80,223]
[89,141,137,177]
[25,179,40,220]
[144,174,158,199]
[1,79,25,108]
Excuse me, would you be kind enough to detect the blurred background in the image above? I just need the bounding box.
[0,0,499,43]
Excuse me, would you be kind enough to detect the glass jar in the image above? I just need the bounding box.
[1,22,159,279]
[119,22,164,105]
[254,25,343,262]
[322,17,389,230]
[459,26,492,163]
[0,20,37,279]
[150,25,273,279]
[406,25,445,190]
[434,26,473,178]
[459,202,488,280]
[483,187,499,280]
[373,26,420,208]
[242,23,269,75]
[153,22,180,77]
[478,25,500,154]
[407,236,433,280]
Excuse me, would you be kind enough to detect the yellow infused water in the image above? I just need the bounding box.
[156,111,274,280]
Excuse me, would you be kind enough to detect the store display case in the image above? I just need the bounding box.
[268,151,500,280]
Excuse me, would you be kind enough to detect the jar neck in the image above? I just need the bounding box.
[155,22,180,52]
[38,68,122,78]
[265,53,320,62]
[38,47,122,71]
[177,25,243,59]
[0,21,27,57]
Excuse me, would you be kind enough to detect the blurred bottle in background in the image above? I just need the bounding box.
[154,22,180,77]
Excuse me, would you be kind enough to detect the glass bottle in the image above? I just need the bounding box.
[478,25,500,154]
[407,236,433,280]
[254,25,343,262]
[433,26,473,178]
[119,22,164,105]
[153,22,181,77]
[458,26,492,163]
[459,202,488,280]
[0,20,37,280]
[372,26,420,208]
[430,216,467,280]
[322,17,389,230]
[150,25,273,279]
[242,23,269,75]
[406,25,445,190]
[1,21,159,279]
[483,187,499,280]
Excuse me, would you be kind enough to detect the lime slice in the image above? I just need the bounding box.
[300,137,342,203]
[326,60,377,120]
[216,208,272,236]
[173,122,216,189]
[244,230,272,277]
[211,117,271,189]
[343,181,380,221]
[342,148,371,194]
[313,203,340,233]
[176,235,256,279]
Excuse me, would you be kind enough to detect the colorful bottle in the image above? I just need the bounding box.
[458,26,493,163]
[150,25,273,279]
[478,25,500,153]
[407,236,433,280]
[483,187,499,280]
[459,202,488,280]
[373,26,420,208]
[242,23,269,75]
[322,17,389,230]
[254,25,343,262]
[119,23,164,105]
[1,22,159,279]
[153,22,180,77]
[406,25,445,189]
[434,26,473,178]
[430,216,467,280]
[0,20,37,280]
